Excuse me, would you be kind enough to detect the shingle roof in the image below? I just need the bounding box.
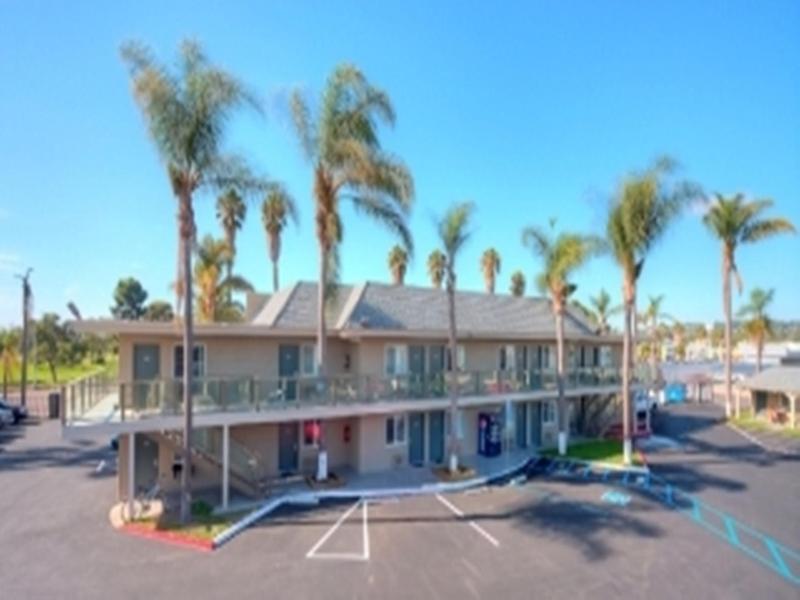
[744,366,800,394]
[253,281,597,338]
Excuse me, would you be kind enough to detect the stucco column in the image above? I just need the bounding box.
[735,386,741,419]
[222,424,230,510]
[790,394,797,430]
[127,432,135,521]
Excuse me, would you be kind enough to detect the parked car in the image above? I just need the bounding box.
[0,399,28,424]
[0,406,14,428]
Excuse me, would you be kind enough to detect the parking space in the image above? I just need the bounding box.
[2,417,799,598]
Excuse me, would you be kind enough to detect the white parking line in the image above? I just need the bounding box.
[95,460,106,473]
[435,494,500,548]
[306,499,370,562]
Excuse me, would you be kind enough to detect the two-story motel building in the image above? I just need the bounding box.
[65,281,625,510]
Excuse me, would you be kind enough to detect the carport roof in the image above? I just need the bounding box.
[743,366,800,395]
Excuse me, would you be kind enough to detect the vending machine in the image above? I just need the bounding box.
[478,411,502,457]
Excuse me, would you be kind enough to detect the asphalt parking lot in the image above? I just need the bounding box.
[1,414,798,599]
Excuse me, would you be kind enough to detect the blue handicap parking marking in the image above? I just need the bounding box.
[601,489,631,506]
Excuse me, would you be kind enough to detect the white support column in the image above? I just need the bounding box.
[222,424,230,510]
[790,394,797,430]
[127,432,135,521]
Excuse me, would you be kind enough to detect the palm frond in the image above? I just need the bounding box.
[350,194,414,255]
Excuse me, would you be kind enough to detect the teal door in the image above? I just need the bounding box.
[408,413,425,466]
[278,422,299,474]
[515,403,528,448]
[133,344,160,409]
[409,345,426,397]
[428,411,445,464]
[531,403,542,447]
[279,345,300,401]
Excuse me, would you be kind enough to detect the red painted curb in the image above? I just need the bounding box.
[636,448,649,468]
[122,524,215,552]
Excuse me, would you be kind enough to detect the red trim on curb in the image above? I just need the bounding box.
[121,523,215,552]
[636,448,649,468]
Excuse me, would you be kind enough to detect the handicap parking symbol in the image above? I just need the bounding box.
[601,490,631,507]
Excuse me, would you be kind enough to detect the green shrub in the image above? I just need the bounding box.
[191,499,214,518]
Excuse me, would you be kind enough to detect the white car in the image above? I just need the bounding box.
[0,406,14,428]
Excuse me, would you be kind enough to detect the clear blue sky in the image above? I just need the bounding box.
[1,1,798,327]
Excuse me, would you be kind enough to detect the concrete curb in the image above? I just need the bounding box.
[726,422,798,457]
[213,457,533,549]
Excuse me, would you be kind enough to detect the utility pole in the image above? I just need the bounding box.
[16,268,32,408]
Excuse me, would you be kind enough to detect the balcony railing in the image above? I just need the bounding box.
[63,367,631,426]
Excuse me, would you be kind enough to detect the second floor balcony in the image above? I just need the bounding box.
[63,366,635,429]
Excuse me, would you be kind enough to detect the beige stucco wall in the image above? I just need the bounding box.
[118,334,358,382]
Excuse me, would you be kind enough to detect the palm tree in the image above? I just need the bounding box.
[703,194,795,417]
[589,289,621,334]
[261,184,298,292]
[216,188,246,282]
[121,40,262,523]
[427,250,446,289]
[480,248,501,293]
[510,271,526,297]
[194,235,254,322]
[607,157,698,465]
[290,64,414,377]
[388,245,409,285]
[672,321,687,361]
[642,294,672,381]
[0,329,21,400]
[523,224,604,456]
[738,287,775,373]
[437,202,475,473]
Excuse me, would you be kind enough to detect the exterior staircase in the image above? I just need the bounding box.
[155,429,268,499]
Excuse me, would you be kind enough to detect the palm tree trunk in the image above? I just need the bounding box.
[179,193,195,525]
[315,241,329,480]
[555,305,567,456]
[270,233,281,292]
[756,339,763,373]
[621,300,633,465]
[723,251,733,418]
[446,268,460,473]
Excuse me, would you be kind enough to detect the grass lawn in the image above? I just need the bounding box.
[2,355,118,388]
[134,512,246,541]
[542,439,644,466]
[730,410,800,439]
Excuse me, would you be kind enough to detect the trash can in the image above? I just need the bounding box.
[48,392,60,419]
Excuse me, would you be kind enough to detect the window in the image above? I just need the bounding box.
[592,347,601,367]
[301,344,316,376]
[385,414,407,446]
[384,345,408,376]
[600,346,613,367]
[173,344,206,378]
[498,345,515,371]
[542,400,556,425]
[445,345,466,371]
[303,419,321,447]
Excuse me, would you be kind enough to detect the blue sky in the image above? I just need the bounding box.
[1,1,798,327]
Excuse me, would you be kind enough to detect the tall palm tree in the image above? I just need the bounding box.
[509,271,526,297]
[261,184,298,292]
[290,64,414,376]
[216,188,246,282]
[121,40,262,523]
[703,194,795,417]
[523,224,604,456]
[480,248,501,294]
[437,202,475,473]
[0,329,21,400]
[387,245,409,285]
[672,321,687,361]
[642,294,672,381]
[738,287,775,373]
[427,250,446,289]
[607,156,697,464]
[589,289,621,334]
[194,235,254,322]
